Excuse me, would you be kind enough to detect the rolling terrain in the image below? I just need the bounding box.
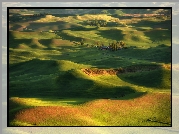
[9,9,171,126]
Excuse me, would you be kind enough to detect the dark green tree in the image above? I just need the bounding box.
[97,23,100,28]
[111,43,115,51]
[120,41,126,48]
[80,39,84,45]
[114,43,117,51]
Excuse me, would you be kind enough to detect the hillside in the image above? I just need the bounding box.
[8,9,171,126]
[9,9,171,15]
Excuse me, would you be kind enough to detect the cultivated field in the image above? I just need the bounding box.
[9,9,171,126]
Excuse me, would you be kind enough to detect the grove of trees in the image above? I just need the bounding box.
[86,20,108,27]
[108,41,126,51]
[95,41,126,51]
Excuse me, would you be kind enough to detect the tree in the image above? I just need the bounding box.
[104,21,107,27]
[120,41,126,48]
[114,43,118,51]
[97,23,100,28]
[111,43,115,51]
[86,20,90,25]
[80,39,84,45]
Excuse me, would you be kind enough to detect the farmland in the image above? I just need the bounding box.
[9,9,171,126]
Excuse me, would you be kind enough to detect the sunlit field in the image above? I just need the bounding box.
[9,9,171,126]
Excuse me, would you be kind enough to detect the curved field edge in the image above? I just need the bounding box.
[9,92,171,126]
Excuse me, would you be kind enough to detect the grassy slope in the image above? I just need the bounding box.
[9,92,171,126]
[9,13,171,126]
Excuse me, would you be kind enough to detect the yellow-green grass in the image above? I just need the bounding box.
[119,68,171,89]
[9,92,171,126]
[9,39,75,51]
[35,14,120,23]
[58,26,170,48]
[9,42,171,98]
[28,14,170,45]
[9,61,171,126]
[35,15,62,22]
[9,31,60,39]
[8,33,170,65]
[9,13,171,126]
[9,60,170,99]
[9,97,94,106]
[9,16,171,48]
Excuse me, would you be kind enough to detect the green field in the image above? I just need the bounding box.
[9,9,171,126]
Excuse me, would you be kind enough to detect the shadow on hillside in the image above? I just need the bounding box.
[117,68,171,89]
[110,91,147,100]
[9,59,59,76]
[57,32,83,42]
[10,17,80,31]
[9,38,33,48]
[132,19,171,42]
[97,29,124,41]
[131,19,171,29]
[9,14,47,30]
[9,24,23,31]
[56,44,171,65]
[9,42,171,66]
[8,98,27,126]
[144,29,171,43]
[9,61,139,99]
[70,27,98,31]
[26,21,78,31]
[20,91,147,106]
[9,43,171,98]
[8,90,148,126]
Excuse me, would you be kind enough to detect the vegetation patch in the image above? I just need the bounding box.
[9,92,171,126]
[82,64,162,76]
[8,9,171,126]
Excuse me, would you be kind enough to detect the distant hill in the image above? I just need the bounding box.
[9,9,171,16]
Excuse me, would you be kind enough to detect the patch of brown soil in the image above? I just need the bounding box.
[162,64,171,70]
[82,65,162,76]
[81,68,120,76]
[12,93,171,126]
[14,106,80,125]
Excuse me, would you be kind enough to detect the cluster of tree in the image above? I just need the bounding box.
[86,20,108,27]
[75,39,126,51]
[72,39,85,46]
[109,41,126,51]
[96,41,126,51]
[80,39,84,45]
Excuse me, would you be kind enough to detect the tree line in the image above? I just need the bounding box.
[86,20,108,27]
[98,41,126,51]
[73,38,127,51]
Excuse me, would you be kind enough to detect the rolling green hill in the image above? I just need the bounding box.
[9,10,171,126]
